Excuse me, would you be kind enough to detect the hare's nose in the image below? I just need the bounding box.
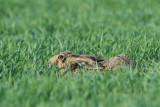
[56,59,59,63]
[47,62,50,67]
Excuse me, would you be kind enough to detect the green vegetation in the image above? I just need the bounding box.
[0,0,160,106]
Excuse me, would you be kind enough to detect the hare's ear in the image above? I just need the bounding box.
[58,55,65,61]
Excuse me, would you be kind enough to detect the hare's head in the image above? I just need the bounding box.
[47,51,72,67]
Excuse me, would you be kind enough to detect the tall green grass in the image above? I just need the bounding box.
[0,0,160,106]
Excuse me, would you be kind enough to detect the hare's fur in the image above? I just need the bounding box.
[47,51,137,74]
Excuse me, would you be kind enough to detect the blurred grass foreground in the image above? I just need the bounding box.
[0,0,160,107]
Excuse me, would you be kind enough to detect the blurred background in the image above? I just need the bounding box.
[1,0,160,57]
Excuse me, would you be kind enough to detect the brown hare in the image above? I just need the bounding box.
[47,51,137,74]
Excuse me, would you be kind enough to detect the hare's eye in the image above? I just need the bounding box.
[58,55,64,59]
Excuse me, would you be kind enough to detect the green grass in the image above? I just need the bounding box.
[0,0,160,106]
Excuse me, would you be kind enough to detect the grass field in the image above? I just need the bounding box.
[0,0,160,106]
